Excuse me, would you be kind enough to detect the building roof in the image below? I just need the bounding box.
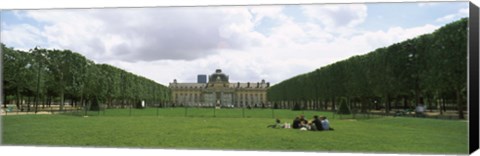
[209,69,229,82]
[169,83,207,89]
[228,82,269,89]
[169,82,269,89]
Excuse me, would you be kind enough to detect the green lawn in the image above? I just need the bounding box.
[1,108,468,154]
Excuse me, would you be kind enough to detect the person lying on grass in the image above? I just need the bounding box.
[267,118,292,129]
[267,118,282,128]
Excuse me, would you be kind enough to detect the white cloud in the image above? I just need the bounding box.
[112,23,439,85]
[1,4,444,85]
[435,7,468,23]
[417,2,440,7]
[7,7,265,62]
[301,4,367,29]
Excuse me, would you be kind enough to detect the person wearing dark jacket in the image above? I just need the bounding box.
[311,115,324,131]
[292,116,301,129]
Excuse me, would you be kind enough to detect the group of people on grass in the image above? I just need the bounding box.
[267,115,333,131]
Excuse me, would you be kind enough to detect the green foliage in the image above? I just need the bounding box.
[88,97,100,111]
[267,18,468,118]
[337,98,350,114]
[1,44,170,110]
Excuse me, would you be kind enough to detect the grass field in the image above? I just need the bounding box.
[1,108,468,154]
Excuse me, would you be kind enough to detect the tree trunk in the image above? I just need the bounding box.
[385,95,391,114]
[60,91,65,111]
[73,99,76,108]
[20,95,24,111]
[403,97,408,110]
[437,97,442,115]
[305,100,309,110]
[80,94,85,110]
[428,97,433,112]
[333,97,338,111]
[15,90,21,109]
[361,97,367,113]
[318,99,322,110]
[82,98,86,110]
[311,100,315,110]
[27,96,31,112]
[46,96,49,107]
[109,97,112,109]
[394,98,398,110]
[309,100,312,110]
[42,95,46,109]
[34,95,38,113]
[48,96,52,107]
[457,90,464,119]
[442,98,447,112]
[3,93,7,108]
[15,95,21,111]
[323,99,327,110]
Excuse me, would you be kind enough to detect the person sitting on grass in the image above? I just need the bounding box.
[299,115,308,124]
[321,116,334,131]
[299,120,311,130]
[267,118,282,128]
[310,115,323,131]
[292,116,301,129]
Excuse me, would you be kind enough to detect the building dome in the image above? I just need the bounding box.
[209,69,229,82]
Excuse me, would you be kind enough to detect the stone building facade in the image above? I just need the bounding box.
[169,69,269,108]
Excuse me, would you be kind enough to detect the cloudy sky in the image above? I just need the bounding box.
[0,1,469,86]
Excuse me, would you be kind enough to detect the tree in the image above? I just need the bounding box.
[267,18,468,119]
[2,44,171,112]
[427,18,468,119]
[337,98,351,115]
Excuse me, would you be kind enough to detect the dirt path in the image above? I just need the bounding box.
[1,111,52,116]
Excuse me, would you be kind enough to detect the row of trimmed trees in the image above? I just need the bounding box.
[2,44,170,112]
[267,18,468,119]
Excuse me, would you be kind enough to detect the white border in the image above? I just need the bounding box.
[0,0,467,10]
[0,0,478,156]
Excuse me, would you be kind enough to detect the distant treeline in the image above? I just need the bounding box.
[267,18,467,119]
[2,44,170,111]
